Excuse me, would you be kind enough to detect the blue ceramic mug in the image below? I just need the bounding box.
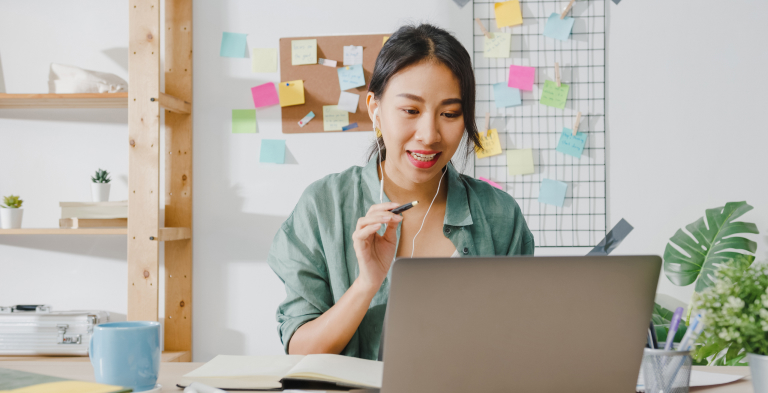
[90,321,161,392]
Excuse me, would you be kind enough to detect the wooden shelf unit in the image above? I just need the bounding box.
[0,351,191,363]
[0,0,194,361]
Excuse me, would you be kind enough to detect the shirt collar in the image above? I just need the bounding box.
[361,153,473,227]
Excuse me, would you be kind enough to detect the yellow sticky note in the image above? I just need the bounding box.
[383,36,390,44]
[278,80,305,107]
[323,105,349,131]
[291,39,317,65]
[484,32,511,58]
[475,129,502,158]
[251,48,277,73]
[507,149,535,175]
[494,0,523,28]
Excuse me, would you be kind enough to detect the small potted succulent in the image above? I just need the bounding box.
[91,168,112,202]
[694,260,768,391]
[0,195,24,229]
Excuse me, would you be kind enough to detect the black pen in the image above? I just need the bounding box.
[389,201,419,214]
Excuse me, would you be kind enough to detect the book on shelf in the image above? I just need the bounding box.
[178,354,383,390]
[60,201,127,219]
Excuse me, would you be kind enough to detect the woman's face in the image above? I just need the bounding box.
[367,60,465,185]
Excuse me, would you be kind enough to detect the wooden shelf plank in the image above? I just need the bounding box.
[0,351,190,362]
[158,92,191,114]
[0,228,127,235]
[154,227,191,242]
[0,93,129,109]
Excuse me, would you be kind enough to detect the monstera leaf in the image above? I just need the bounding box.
[663,201,758,293]
[651,303,687,344]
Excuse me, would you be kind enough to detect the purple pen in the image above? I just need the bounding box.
[663,307,685,350]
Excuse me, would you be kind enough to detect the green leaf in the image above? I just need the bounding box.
[663,202,759,292]
[652,303,687,343]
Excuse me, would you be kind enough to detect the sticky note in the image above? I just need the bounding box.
[343,45,363,66]
[539,179,568,207]
[484,33,511,58]
[291,39,317,65]
[478,177,503,190]
[543,13,575,41]
[338,92,360,113]
[507,149,534,175]
[342,122,359,131]
[250,48,277,73]
[540,80,569,109]
[323,105,350,131]
[556,128,588,158]
[250,82,279,108]
[260,140,285,164]
[383,36,390,44]
[337,65,365,91]
[318,58,337,67]
[220,32,247,58]
[493,82,522,108]
[612,0,621,4]
[231,110,257,134]
[298,111,315,128]
[494,0,523,28]
[278,80,305,107]
[453,0,471,7]
[508,65,535,91]
[475,129,503,158]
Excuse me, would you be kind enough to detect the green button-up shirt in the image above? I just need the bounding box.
[267,155,534,360]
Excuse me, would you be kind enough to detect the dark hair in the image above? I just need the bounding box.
[367,23,481,166]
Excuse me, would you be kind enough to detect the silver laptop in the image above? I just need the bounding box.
[380,256,661,393]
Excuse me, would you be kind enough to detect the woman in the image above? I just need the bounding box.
[268,23,534,360]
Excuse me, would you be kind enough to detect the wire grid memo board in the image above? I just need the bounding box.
[472,0,607,248]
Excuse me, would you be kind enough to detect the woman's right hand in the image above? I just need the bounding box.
[352,202,403,291]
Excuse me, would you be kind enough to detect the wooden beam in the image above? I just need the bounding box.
[0,93,128,109]
[59,218,127,229]
[158,92,191,114]
[152,227,190,241]
[164,0,193,359]
[128,0,161,323]
[0,228,127,235]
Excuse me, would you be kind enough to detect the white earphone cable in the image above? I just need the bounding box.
[411,167,446,258]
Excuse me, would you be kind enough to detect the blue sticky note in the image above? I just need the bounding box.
[556,128,588,158]
[539,179,568,207]
[260,139,286,164]
[342,122,359,131]
[493,82,522,108]
[337,65,365,91]
[220,32,248,58]
[543,13,575,41]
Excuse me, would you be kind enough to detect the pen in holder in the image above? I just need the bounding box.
[641,348,692,393]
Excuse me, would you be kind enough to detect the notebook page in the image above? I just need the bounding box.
[285,354,383,388]
[179,355,304,389]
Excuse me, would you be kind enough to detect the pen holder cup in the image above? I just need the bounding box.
[641,348,692,393]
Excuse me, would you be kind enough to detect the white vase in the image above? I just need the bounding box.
[0,208,23,229]
[749,353,768,392]
[91,183,111,202]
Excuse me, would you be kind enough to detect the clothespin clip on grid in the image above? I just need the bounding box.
[484,112,491,137]
[572,111,582,136]
[555,62,561,87]
[475,18,494,39]
[561,0,575,19]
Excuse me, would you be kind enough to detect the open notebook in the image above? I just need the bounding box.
[177,354,383,390]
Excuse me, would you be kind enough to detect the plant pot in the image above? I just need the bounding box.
[0,208,23,229]
[748,353,768,392]
[91,183,111,202]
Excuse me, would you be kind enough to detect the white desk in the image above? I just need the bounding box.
[0,362,753,392]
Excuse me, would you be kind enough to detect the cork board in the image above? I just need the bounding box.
[279,34,388,134]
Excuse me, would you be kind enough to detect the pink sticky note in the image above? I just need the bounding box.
[508,65,536,91]
[478,177,503,190]
[251,82,280,108]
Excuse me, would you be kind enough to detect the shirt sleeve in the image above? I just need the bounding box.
[267,199,334,354]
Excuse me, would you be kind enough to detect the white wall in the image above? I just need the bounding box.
[0,0,766,362]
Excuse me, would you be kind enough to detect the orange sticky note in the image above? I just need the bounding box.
[494,0,523,28]
[278,80,305,107]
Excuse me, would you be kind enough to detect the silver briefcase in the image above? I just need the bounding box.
[0,305,109,356]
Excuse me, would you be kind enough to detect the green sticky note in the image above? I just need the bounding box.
[260,140,285,164]
[484,32,511,58]
[231,109,257,134]
[220,32,248,58]
[540,80,569,109]
[292,39,317,65]
[507,149,534,175]
[251,48,277,73]
[323,105,350,131]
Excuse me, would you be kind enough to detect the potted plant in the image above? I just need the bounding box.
[694,261,768,391]
[0,195,24,229]
[91,168,112,202]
